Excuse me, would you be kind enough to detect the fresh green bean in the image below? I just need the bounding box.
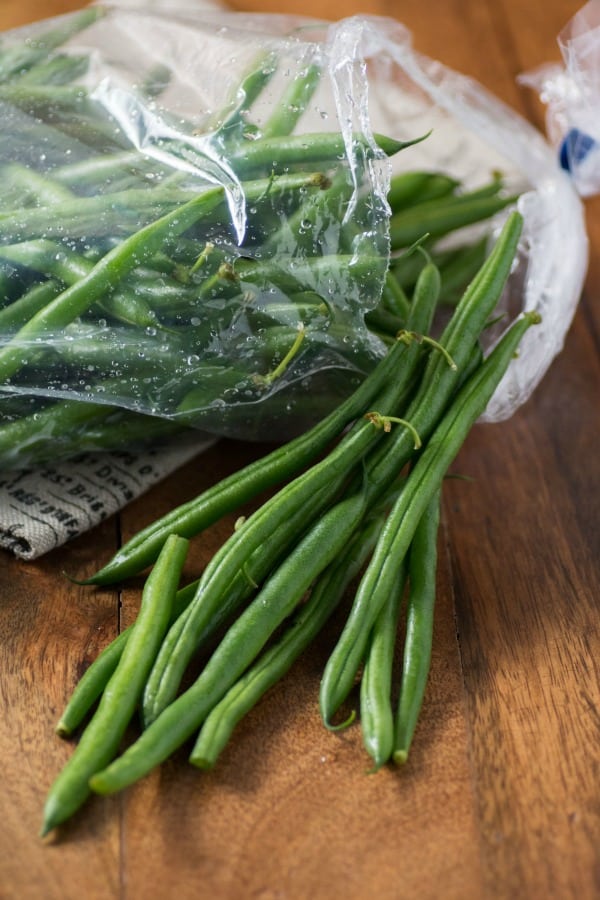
[319,310,540,724]
[388,171,459,213]
[41,533,189,836]
[393,489,441,764]
[228,131,423,176]
[0,7,103,83]
[389,190,517,249]
[140,395,397,724]
[362,212,524,504]
[381,270,411,321]
[260,63,323,139]
[56,577,201,738]
[318,216,524,722]
[211,51,278,138]
[0,183,196,243]
[0,279,62,333]
[1,162,75,205]
[12,52,89,87]
[0,397,117,467]
[51,149,168,190]
[360,559,407,769]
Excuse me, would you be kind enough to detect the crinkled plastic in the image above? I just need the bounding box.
[0,3,589,466]
[520,0,600,198]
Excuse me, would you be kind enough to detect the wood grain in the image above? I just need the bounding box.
[0,1,598,898]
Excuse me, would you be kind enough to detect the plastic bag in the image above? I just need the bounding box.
[520,0,600,197]
[0,3,589,469]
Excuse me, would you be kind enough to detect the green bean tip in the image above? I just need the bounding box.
[392,748,409,766]
[54,721,72,739]
[323,709,357,732]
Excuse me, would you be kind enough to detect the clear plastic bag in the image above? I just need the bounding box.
[0,3,589,469]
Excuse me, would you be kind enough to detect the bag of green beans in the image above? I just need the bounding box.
[0,2,588,471]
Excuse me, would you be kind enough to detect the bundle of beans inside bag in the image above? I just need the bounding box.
[0,5,587,835]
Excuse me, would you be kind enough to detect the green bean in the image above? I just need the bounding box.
[318,215,523,722]
[0,7,103,83]
[0,168,327,245]
[211,51,278,138]
[362,212,524,503]
[260,63,322,139]
[51,150,168,191]
[41,533,189,836]
[0,183,195,243]
[389,190,517,249]
[1,162,75,206]
[234,254,386,302]
[319,310,540,724]
[0,399,190,470]
[393,489,441,764]
[228,131,422,176]
[0,279,62,333]
[381,270,411,321]
[359,559,407,769]
[90,490,368,795]
[190,508,387,770]
[56,577,201,738]
[261,168,352,256]
[0,398,117,468]
[12,52,89,87]
[363,306,405,344]
[388,171,459,213]
[0,84,128,151]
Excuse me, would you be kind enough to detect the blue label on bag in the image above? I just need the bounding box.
[559,128,597,172]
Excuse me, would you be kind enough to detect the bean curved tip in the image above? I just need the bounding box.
[322,708,357,732]
[61,570,95,587]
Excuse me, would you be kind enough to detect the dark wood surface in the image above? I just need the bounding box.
[1,2,598,898]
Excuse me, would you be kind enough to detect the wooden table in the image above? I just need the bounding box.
[1,1,598,898]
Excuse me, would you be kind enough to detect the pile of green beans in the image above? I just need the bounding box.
[0,9,517,467]
[40,210,542,836]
